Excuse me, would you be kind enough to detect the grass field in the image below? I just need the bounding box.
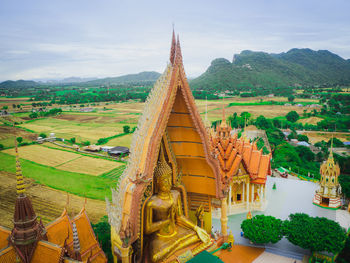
[0,152,117,200]
[297,117,324,125]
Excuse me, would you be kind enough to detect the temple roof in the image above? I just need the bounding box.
[107,31,220,243]
[209,120,271,191]
[0,226,10,249]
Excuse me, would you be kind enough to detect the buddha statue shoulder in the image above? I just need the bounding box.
[144,146,210,262]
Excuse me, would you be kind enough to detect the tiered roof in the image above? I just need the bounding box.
[0,140,107,263]
[209,117,271,192]
[107,31,220,244]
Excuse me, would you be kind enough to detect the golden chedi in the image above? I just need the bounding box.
[144,146,210,262]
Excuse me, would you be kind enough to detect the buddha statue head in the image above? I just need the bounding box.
[154,145,173,194]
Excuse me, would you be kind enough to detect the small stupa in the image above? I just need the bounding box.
[313,139,341,209]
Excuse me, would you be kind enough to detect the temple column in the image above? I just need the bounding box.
[246,181,250,210]
[120,246,132,263]
[229,185,232,213]
[220,198,228,241]
[242,181,245,202]
[251,184,255,209]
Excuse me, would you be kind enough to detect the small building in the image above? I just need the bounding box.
[297,141,310,147]
[101,146,114,152]
[313,146,341,209]
[83,144,101,152]
[108,146,129,156]
[36,136,44,144]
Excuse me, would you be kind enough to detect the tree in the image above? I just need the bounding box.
[97,138,108,145]
[82,141,90,146]
[327,138,344,147]
[288,95,295,102]
[339,174,350,199]
[91,216,113,262]
[12,104,16,109]
[39,133,47,138]
[297,134,309,143]
[286,111,300,123]
[295,146,315,162]
[255,115,271,130]
[241,215,283,244]
[283,213,346,254]
[70,137,76,144]
[123,125,130,133]
[17,104,21,109]
[0,144,4,150]
[16,137,23,144]
[29,112,38,119]
[2,106,8,110]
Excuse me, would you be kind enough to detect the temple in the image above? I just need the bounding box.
[0,140,107,263]
[106,31,272,263]
[209,112,270,216]
[313,140,342,209]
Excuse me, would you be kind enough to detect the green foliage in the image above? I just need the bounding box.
[283,213,346,254]
[328,138,344,147]
[286,111,300,123]
[190,49,350,92]
[39,133,47,138]
[91,216,113,262]
[123,125,130,133]
[0,144,3,150]
[297,134,309,143]
[97,138,108,145]
[295,146,315,162]
[339,174,350,199]
[336,234,350,263]
[82,141,90,146]
[241,215,283,244]
[29,112,38,118]
[2,106,8,110]
[70,137,76,144]
[16,137,23,143]
[288,95,295,102]
[255,115,272,130]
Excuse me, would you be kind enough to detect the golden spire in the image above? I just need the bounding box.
[220,96,227,128]
[15,138,25,195]
[154,143,172,178]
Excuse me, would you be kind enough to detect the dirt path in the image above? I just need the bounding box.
[0,171,107,228]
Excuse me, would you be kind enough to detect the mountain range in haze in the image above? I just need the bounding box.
[1,48,350,90]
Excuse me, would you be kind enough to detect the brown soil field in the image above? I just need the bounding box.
[0,171,106,228]
[297,117,324,125]
[0,125,37,148]
[300,131,350,144]
[3,145,81,167]
[55,114,138,124]
[57,156,123,176]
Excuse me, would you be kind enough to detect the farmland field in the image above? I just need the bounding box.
[300,131,350,144]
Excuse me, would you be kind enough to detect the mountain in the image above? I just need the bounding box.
[0,80,40,89]
[85,71,161,85]
[0,71,161,89]
[190,49,350,91]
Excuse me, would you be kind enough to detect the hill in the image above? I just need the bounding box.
[0,71,161,89]
[0,80,40,89]
[85,71,161,85]
[190,48,350,91]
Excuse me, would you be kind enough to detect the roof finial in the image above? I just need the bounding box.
[170,27,176,65]
[15,137,25,195]
[72,222,82,260]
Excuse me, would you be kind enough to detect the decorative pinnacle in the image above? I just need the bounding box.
[72,222,81,253]
[170,28,176,65]
[15,138,25,195]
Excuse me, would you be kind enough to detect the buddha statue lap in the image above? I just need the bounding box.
[144,147,210,262]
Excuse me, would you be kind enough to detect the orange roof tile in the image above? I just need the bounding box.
[0,246,16,263]
[46,211,73,247]
[73,208,107,262]
[0,226,10,249]
[31,241,64,263]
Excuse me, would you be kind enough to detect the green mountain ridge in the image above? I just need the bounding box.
[190,48,350,91]
[0,71,161,89]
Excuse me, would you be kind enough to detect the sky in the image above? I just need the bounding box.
[0,0,349,81]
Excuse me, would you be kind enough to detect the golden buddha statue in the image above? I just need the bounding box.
[144,146,210,262]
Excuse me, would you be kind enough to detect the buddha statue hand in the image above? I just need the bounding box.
[194,226,210,244]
